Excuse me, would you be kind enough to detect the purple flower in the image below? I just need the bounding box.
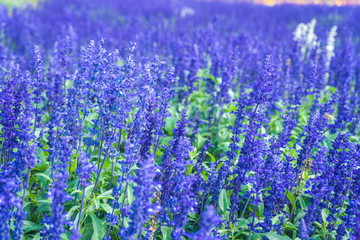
[40,172,72,240]
[76,152,97,187]
[121,157,158,238]
[299,219,309,240]
[187,205,222,240]
[157,109,197,239]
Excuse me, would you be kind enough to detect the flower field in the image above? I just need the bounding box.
[1,0,360,239]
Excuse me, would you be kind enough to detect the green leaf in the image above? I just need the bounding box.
[130,164,140,171]
[298,196,307,210]
[256,194,264,217]
[236,218,249,228]
[37,201,51,214]
[127,186,135,205]
[216,162,224,171]
[100,203,113,213]
[23,201,32,209]
[70,189,83,195]
[40,169,51,193]
[72,213,80,230]
[314,221,323,229]
[37,147,46,163]
[261,186,272,191]
[286,191,296,212]
[203,73,215,81]
[37,199,52,203]
[85,185,95,197]
[35,173,52,182]
[87,204,97,212]
[256,202,264,217]
[68,206,80,218]
[61,233,69,240]
[310,234,322,240]
[321,208,329,227]
[325,85,337,93]
[206,152,216,162]
[161,226,173,240]
[234,228,247,238]
[165,117,177,135]
[304,171,309,181]
[23,221,43,233]
[294,210,306,224]
[196,134,207,150]
[187,212,200,222]
[159,136,173,148]
[94,198,100,209]
[271,214,283,225]
[103,156,111,169]
[284,222,298,231]
[123,216,129,228]
[217,228,231,236]
[96,189,114,200]
[186,164,194,176]
[27,194,37,201]
[33,232,41,240]
[68,178,79,189]
[219,189,230,214]
[88,212,105,240]
[201,170,208,181]
[251,232,291,240]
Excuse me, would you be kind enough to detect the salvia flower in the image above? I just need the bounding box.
[40,172,72,240]
[187,205,221,240]
[299,219,309,240]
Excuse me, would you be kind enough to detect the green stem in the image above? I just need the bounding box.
[22,167,30,204]
[334,169,353,225]
[121,182,129,208]
[138,227,143,240]
[73,180,81,206]
[200,189,210,214]
[108,130,122,190]
[240,194,252,218]
[77,185,86,229]
[106,207,116,238]
[108,160,115,191]
[247,204,257,240]
[97,133,104,170]
[91,142,112,199]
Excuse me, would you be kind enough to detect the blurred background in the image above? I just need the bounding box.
[210,0,360,5]
[0,0,40,8]
[1,0,360,8]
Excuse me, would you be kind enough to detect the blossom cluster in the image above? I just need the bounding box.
[0,1,360,240]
